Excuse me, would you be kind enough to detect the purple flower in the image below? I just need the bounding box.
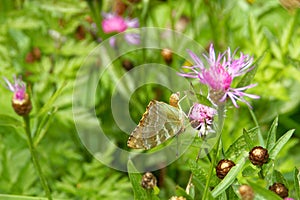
[4,76,26,102]
[189,103,216,137]
[284,198,294,200]
[101,13,140,46]
[102,14,127,33]
[4,75,32,116]
[179,44,260,108]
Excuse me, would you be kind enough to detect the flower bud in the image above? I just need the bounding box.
[75,25,86,40]
[4,76,32,116]
[239,184,254,200]
[161,48,173,65]
[169,196,186,200]
[249,146,269,166]
[12,93,32,116]
[141,172,157,189]
[216,159,235,179]
[122,59,134,71]
[269,183,289,198]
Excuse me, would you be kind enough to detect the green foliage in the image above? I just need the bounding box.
[0,0,299,199]
[128,160,159,200]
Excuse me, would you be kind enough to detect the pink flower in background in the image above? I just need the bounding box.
[179,44,259,108]
[101,13,140,46]
[102,15,127,33]
[188,103,216,137]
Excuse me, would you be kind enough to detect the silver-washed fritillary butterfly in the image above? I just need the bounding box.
[127,92,185,150]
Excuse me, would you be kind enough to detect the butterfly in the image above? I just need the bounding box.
[127,92,186,150]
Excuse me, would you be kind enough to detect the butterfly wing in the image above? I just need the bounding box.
[127,100,185,150]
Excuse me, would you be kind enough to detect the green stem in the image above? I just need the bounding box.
[202,104,225,200]
[23,116,53,200]
[258,166,264,179]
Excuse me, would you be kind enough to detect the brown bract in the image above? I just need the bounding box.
[239,184,254,200]
[269,182,289,198]
[12,93,32,116]
[141,172,157,189]
[249,146,269,166]
[216,159,236,179]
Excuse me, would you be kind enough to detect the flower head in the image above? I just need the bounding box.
[4,76,32,116]
[4,76,26,101]
[101,13,140,46]
[179,44,259,108]
[188,103,216,137]
[102,14,128,33]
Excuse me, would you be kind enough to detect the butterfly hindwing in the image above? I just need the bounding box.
[127,99,185,150]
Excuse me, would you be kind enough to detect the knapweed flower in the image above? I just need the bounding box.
[101,12,140,47]
[179,44,260,108]
[188,103,216,137]
[4,76,32,116]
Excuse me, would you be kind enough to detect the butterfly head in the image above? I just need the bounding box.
[169,92,180,108]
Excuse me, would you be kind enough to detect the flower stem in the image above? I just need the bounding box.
[202,104,225,200]
[258,166,265,179]
[23,116,53,200]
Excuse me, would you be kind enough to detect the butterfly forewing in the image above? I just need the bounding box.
[127,99,185,150]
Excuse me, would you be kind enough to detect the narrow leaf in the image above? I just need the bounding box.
[192,177,214,200]
[269,129,294,159]
[211,153,247,197]
[280,16,296,55]
[0,114,22,128]
[242,128,254,151]
[36,81,67,117]
[0,194,50,199]
[266,117,278,150]
[294,167,300,199]
[226,128,258,160]
[247,180,282,200]
[273,170,288,187]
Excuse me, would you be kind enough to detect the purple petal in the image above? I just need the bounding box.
[124,33,140,45]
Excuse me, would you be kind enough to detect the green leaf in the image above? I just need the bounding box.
[34,107,58,147]
[226,128,258,160]
[268,129,294,159]
[242,166,260,177]
[226,186,239,200]
[189,159,208,185]
[0,114,22,128]
[0,194,68,199]
[211,153,248,198]
[192,177,214,200]
[247,180,282,200]
[236,52,265,88]
[280,15,297,55]
[273,170,288,187]
[127,160,160,200]
[242,128,254,151]
[36,81,67,117]
[294,167,300,199]
[195,93,213,108]
[175,186,194,200]
[266,117,278,150]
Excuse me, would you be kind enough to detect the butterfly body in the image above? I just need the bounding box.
[127,94,185,150]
